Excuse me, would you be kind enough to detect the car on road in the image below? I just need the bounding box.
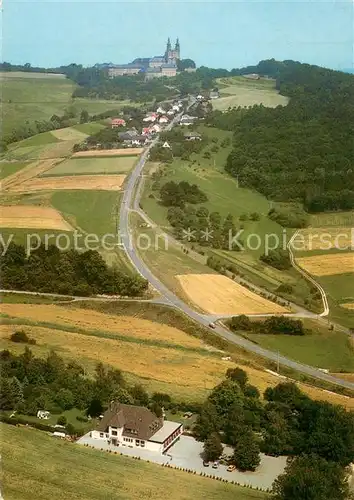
[212,461,219,469]
[203,460,209,467]
[227,464,236,472]
[208,322,216,329]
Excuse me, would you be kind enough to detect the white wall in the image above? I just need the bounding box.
[145,441,163,453]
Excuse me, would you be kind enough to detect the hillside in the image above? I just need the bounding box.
[1,425,264,500]
[208,62,354,211]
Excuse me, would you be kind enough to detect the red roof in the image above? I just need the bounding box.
[111,118,126,125]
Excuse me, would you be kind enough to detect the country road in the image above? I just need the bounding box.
[118,99,354,391]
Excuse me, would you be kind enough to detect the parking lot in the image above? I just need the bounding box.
[78,433,286,490]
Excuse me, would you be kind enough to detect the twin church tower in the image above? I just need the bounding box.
[165,38,180,65]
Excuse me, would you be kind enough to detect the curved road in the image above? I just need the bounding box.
[118,109,354,392]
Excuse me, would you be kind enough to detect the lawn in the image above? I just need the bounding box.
[51,190,120,237]
[1,425,265,500]
[0,161,31,180]
[243,317,354,373]
[72,122,106,135]
[43,156,137,176]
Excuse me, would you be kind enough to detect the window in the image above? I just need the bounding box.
[99,433,104,438]
[111,430,117,436]
[140,441,145,447]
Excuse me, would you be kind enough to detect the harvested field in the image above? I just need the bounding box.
[212,88,288,111]
[43,156,136,176]
[342,303,354,310]
[0,303,203,348]
[296,252,354,276]
[72,148,144,158]
[2,158,62,191]
[50,127,88,141]
[8,174,126,193]
[176,274,289,315]
[0,205,73,231]
[293,227,353,251]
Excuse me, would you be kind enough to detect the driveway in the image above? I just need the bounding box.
[77,433,286,490]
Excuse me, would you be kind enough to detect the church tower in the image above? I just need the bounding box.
[175,38,180,60]
[165,38,172,62]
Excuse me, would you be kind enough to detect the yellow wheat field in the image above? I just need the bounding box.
[296,252,354,276]
[176,274,289,315]
[72,148,144,158]
[2,158,61,191]
[341,303,354,310]
[0,303,203,349]
[0,205,73,231]
[8,174,126,193]
[293,227,353,251]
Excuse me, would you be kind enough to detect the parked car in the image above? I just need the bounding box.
[212,461,219,469]
[203,460,209,467]
[227,464,236,472]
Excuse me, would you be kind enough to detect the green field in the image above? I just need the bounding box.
[243,318,354,373]
[72,122,106,135]
[1,425,264,500]
[0,161,31,179]
[212,76,289,111]
[43,156,137,176]
[51,190,120,237]
[1,71,139,140]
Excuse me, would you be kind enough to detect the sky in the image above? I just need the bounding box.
[2,0,354,71]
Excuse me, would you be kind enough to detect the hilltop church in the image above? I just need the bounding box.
[107,38,180,79]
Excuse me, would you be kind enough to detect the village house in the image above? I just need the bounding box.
[209,90,220,99]
[159,115,169,124]
[149,124,162,133]
[143,113,158,123]
[172,104,180,112]
[91,402,183,454]
[180,114,197,126]
[167,109,175,116]
[111,118,126,128]
[184,131,202,141]
[156,106,167,114]
[118,129,139,141]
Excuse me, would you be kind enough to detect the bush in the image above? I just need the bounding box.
[10,330,36,344]
[260,249,291,270]
[57,416,67,426]
[276,283,294,294]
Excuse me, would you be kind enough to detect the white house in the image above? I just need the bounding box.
[180,114,197,126]
[143,113,158,123]
[90,402,183,454]
[156,106,166,114]
[150,124,162,133]
[159,115,169,124]
[172,104,180,112]
[37,410,50,420]
[167,109,175,116]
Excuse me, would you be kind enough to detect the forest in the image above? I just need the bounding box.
[0,243,148,297]
[207,61,354,212]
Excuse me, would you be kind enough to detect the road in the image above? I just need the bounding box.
[118,103,354,391]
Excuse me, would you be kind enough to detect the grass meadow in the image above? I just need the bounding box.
[213,76,289,111]
[1,425,265,500]
[43,156,137,176]
[0,161,31,180]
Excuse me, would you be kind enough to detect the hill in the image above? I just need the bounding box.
[207,61,354,211]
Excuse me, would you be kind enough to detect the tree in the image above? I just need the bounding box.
[130,384,149,406]
[208,379,244,417]
[233,430,261,471]
[194,401,219,441]
[271,455,350,500]
[57,416,67,426]
[55,388,74,410]
[150,402,163,418]
[151,392,172,409]
[87,398,103,418]
[112,387,134,405]
[203,432,223,462]
[225,367,248,389]
[80,109,89,123]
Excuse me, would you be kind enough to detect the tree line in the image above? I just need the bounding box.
[1,243,148,297]
[229,315,305,336]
